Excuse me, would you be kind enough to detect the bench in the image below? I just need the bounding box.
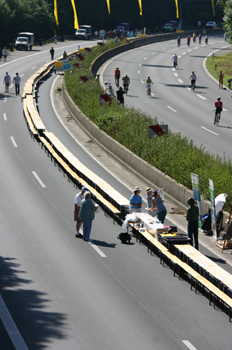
[130,225,232,321]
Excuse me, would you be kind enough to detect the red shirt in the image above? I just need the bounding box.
[215,101,222,108]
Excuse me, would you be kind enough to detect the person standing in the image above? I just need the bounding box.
[186,198,199,250]
[116,87,125,105]
[74,186,87,238]
[130,186,142,213]
[63,50,67,59]
[13,73,21,95]
[78,191,98,241]
[150,188,167,223]
[3,72,11,93]
[49,47,55,60]
[147,187,156,217]
[219,71,224,89]
[3,47,7,61]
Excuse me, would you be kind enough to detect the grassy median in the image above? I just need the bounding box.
[65,39,232,211]
[206,51,232,89]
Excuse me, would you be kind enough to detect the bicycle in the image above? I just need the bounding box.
[191,80,196,91]
[213,110,221,126]
[147,83,152,97]
[123,82,129,94]
[104,81,114,95]
[115,76,120,87]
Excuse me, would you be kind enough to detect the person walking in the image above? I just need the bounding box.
[78,191,98,241]
[3,47,7,61]
[3,72,11,93]
[130,186,142,213]
[186,197,199,250]
[13,73,21,95]
[219,70,224,89]
[49,47,55,60]
[149,188,167,223]
[74,186,87,238]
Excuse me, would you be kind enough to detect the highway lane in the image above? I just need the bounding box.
[1,40,232,349]
[102,35,232,160]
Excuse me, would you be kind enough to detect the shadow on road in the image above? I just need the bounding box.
[0,256,67,350]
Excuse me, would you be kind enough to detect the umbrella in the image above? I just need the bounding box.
[215,193,227,215]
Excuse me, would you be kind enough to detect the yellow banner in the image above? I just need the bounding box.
[54,0,59,26]
[211,0,215,16]
[175,0,179,18]
[106,0,110,15]
[71,0,79,29]
[138,0,142,16]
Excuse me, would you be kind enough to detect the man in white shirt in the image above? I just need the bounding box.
[74,186,87,238]
[13,73,21,95]
[3,72,11,93]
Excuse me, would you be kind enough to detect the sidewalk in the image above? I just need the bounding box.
[51,74,232,269]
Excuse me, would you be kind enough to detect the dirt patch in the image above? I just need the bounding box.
[170,207,185,215]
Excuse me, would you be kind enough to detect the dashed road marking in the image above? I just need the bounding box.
[89,241,106,257]
[182,340,198,350]
[3,113,7,121]
[31,66,37,69]
[138,70,140,74]
[201,126,218,135]
[144,57,147,60]
[32,171,46,188]
[10,136,18,147]
[174,73,178,76]
[197,94,206,100]
[178,79,183,83]
[167,105,177,113]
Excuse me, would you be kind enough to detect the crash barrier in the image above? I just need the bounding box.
[22,54,129,224]
[130,224,232,321]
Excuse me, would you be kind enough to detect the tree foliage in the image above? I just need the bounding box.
[218,0,232,41]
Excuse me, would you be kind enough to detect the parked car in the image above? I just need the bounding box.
[164,20,178,32]
[206,21,218,28]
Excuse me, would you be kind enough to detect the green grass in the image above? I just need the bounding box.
[65,39,232,211]
[206,51,232,88]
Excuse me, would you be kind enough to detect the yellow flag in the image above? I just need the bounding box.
[211,0,215,16]
[71,0,79,29]
[54,0,59,26]
[106,0,110,15]
[138,0,142,16]
[175,0,179,18]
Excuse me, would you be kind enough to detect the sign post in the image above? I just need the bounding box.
[209,179,217,239]
[191,173,202,228]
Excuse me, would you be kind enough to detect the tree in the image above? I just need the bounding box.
[218,0,231,41]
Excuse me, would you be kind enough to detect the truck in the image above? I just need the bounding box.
[115,23,130,33]
[15,32,34,50]
[75,25,92,40]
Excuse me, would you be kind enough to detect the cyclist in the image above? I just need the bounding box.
[187,36,190,46]
[214,97,223,124]
[199,33,202,44]
[177,36,181,47]
[193,33,196,42]
[189,71,197,91]
[122,73,130,92]
[146,75,153,95]
[172,53,178,68]
[114,67,120,86]
[205,34,208,44]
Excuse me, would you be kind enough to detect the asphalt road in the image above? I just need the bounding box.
[102,34,232,160]
[1,39,232,350]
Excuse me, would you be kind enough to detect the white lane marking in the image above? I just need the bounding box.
[167,105,177,113]
[10,136,18,147]
[4,97,7,102]
[174,73,178,76]
[163,48,166,50]
[3,113,7,121]
[10,84,13,89]
[172,68,175,71]
[141,79,144,84]
[182,52,186,55]
[202,44,205,47]
[31,66,36,69]
[0,295,29,350]
[178,55,181,58]
[194,47,198,49]
[139,63,141,66]
[182,340,198,350]
[178,79,183,83]
[152,52,156,55]
[32,171,46,188]
[45,59,50,62]
[138,70,140,74]
[223,108,227,111]
[185,86,191,91]
[20,74,24,77]
[144,57,147,60]
[197,94,206,100]
[201,126,218,135]
[222,45,230,49]
[151,93,155,97]
[210,42,215,44]
[89,241,106,257]
[188,49,192,52]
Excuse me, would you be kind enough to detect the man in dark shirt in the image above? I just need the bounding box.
[116,87,125,105]
[186,197,199,249]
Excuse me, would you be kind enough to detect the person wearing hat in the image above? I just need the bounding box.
[74,186,88,238]
[130,186,142,213]
[146,187,156,217]
[78,191,98,242]
[149,188,167,223]
[186,197,199,250]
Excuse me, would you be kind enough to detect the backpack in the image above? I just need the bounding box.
[117,232,131,244]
